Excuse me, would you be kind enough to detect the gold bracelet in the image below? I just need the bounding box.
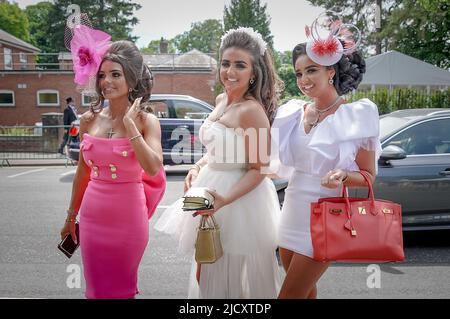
[65,217,77,223]
[66,209,78,222]
[129,134,143,141]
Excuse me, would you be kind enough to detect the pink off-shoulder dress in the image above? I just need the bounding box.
[79,133,165,299]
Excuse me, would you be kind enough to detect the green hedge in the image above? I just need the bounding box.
[280,88,450,115]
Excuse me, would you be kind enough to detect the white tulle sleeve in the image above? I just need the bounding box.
[268,99,306,179]
[308,98,382,173]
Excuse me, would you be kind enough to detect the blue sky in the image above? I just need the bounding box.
[15,0,327,52]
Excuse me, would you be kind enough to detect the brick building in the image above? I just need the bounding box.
[0,29,217,125]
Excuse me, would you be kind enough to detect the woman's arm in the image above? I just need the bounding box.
[345,148,376,186]
[123,98,163,176]
[61,113,93,242]
[321,148,376,188]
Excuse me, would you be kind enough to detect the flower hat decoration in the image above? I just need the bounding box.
[305,11,361,66]
[64,11,112,94]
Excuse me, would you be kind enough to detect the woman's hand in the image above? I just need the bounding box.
[60,220,78,244]
[193,189,229,217]
[184,168,199,193]
[321,169,348,189]
[123,97,143,127]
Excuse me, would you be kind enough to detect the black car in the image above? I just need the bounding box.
[148,94,213,165]
[276,108,450,231]
[67,94,288,204]
[374,108,450,231]
[67,94,214,165]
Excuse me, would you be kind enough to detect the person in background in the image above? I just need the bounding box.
[58,97,78,155]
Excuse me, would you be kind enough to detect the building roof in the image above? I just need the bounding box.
[144,49,217,70]
[0,29,41,53]
[360,50,450,87]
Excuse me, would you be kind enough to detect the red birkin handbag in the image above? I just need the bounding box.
[310,171,405,263]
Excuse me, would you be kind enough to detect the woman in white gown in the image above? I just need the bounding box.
[270,17,382,298]
[155,27,283,298]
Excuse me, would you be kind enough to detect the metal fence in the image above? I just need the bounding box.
[0,125,77,167]
[0,52,217,71]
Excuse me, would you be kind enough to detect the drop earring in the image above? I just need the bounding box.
[329,78,334,85]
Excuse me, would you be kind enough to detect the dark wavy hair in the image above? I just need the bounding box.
[91,40,154,112]
[292,42,366,95]
[219,30,282,124]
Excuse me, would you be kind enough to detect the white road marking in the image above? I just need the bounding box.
[60,169,77,177]
[7,168,47,178]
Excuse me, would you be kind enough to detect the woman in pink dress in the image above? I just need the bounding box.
[59,35,165,298]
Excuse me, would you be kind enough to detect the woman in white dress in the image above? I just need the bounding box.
[271,18,382,298]
[155,27,283,298]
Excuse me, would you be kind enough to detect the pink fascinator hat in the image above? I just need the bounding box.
[305,11,361,66]
[64,10,112,95]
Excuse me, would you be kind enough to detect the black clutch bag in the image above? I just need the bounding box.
[57,222,80,258]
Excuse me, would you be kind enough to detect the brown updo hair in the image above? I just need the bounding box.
[292,42,366,95]
[91,40,154,112]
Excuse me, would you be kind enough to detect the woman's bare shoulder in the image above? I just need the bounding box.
[239,99,269,128]
[215,93,226,105]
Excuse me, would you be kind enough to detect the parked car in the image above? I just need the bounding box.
[67,94,288,204]
[67,94,214,165]
[150,94,213,165]
[275,108,450,231]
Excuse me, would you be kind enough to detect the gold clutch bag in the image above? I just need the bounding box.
[182,187,215,211]
[195,215,223,264]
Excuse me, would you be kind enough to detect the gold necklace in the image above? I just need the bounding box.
[308,96,342,128]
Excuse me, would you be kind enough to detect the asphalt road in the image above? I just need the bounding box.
[0,166,449,299]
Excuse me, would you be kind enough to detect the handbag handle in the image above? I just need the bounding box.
[199,215,219,230]
[340,171,377,235]
[341,170,376,205]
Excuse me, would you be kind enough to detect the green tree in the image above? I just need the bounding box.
[379,0,449,69]
[0,0,30,42]
[141,38,176,54]
[43,0,142,54]
[25,1,55,52]
[174,19,223,53]
[24,1,57,69]
[223,0,274,50]
[278,63,299,100]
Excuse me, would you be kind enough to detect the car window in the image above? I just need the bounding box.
[148,100,171,118]
[379,116,410,140]
[172,100,210,119]
[385,118,450,155]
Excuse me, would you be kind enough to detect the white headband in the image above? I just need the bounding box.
[220,27,267,55]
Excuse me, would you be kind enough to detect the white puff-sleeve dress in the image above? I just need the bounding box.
[270,98,382,258]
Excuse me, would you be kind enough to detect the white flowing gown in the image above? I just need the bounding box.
[155,118,282,298]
